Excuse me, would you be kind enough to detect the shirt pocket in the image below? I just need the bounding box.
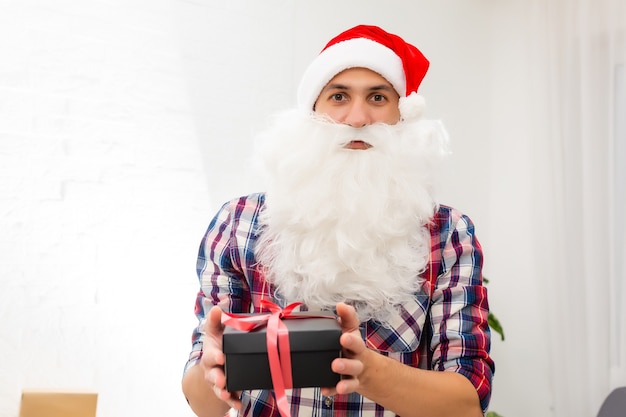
[363,292,430,353]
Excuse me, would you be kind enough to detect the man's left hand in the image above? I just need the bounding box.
[321,302,369,396]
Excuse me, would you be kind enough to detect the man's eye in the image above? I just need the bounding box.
[372,94,385,102]
[332,93,345,101]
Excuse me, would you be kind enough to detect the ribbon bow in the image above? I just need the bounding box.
[222,300,323,417]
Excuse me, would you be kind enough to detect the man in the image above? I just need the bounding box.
[182,25,494,417]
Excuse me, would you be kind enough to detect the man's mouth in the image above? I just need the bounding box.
[343,140,372,150]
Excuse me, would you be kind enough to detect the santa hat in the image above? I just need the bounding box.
[297,25,430,120]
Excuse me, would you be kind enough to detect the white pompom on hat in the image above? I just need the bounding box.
[297,25,430,120]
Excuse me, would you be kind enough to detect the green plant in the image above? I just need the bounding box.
[483,277,505,342]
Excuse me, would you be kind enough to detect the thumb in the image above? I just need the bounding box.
[205,305,225,334]
[335,302,360,333]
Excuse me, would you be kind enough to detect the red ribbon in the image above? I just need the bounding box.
[221,300,334,417]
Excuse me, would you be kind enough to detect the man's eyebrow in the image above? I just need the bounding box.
[322,83,350,91]
[368,84,396,92]
[322,83,395,92]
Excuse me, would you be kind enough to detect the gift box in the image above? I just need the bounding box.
[223,311,342,391]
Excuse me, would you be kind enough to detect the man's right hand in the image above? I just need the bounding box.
[182,305,241,417]
[201,305,243,411]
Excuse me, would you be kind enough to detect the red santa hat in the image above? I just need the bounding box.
[297,25,430,120]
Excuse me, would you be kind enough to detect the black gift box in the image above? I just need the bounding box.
[223,312,342,391]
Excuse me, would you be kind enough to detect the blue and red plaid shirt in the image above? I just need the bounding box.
[185,193,494,416]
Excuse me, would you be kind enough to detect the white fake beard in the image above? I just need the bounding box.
[253,110,449,323]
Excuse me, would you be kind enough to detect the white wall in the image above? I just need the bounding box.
[482,1,553,416]
[0,1,549,416]
[0,1,211,416]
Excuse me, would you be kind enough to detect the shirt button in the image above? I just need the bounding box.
[324,397,333,407]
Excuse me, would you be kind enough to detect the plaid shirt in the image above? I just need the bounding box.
[185,193,494,416]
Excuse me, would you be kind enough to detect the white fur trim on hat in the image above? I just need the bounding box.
[297,38,406,112]
[399,92,426,120]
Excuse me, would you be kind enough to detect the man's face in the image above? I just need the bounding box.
[314,67,401,149]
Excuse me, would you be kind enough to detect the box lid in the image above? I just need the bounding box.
[223,312,341,354]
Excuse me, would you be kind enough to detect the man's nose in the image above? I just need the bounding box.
[343,101,371,127]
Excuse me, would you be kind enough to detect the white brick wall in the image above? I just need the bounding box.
[0,1,215,416]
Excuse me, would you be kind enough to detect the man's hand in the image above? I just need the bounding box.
[201,305,243,411]
[320,302,368,397]
[320,302,483,417]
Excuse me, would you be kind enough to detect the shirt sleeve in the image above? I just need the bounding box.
[428,209,495,413]
[184,196,259,374]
